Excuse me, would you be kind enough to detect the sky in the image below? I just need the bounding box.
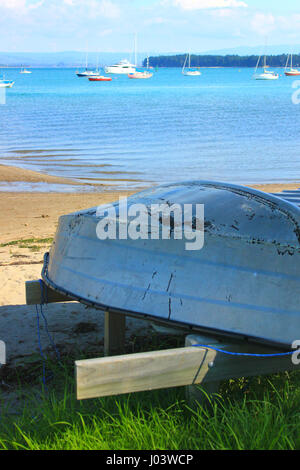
[1,0,300,53]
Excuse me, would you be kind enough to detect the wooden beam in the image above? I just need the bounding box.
[76,346,216,400]
[104,311,126,356]
[25,280,72,305]
[75,339,299,400]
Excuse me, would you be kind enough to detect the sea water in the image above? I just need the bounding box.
[0,67,299,191]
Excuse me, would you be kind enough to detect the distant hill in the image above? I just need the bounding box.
[200,45,300,56]
[0,51,156,67]
[145,53,300,68]
[1,47,300,68]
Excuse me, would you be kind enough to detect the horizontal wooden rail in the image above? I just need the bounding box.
[76,337,299,400]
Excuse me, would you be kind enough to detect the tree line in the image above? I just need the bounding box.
[143,54,300,68]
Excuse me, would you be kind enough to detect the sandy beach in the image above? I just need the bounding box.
[0,163,299,366]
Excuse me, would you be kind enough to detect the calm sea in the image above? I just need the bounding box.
[0,67,299,191]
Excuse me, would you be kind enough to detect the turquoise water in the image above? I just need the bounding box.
[0,67,299,191]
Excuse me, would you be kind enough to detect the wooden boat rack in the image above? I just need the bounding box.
[26,279,300,404]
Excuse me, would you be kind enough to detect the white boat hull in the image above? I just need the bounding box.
[254,72,279,80]
[183,71,201,76]
[105,66,136,74]
[0,81,14,88]
[43,182,300,348]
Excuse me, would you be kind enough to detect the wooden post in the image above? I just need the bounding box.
[185,334,222,407]
[104,310,126,356]
[26,280,72,305]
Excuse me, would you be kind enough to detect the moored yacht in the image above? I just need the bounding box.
[105,59,136,75]
[285,54,300,76]
[76,69,101,78]
[128,71,153,79]
[0,75,14,88]
[253,54,279,80]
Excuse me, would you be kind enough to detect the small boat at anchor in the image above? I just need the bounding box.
[285,54,300,76]
[76,69,100,78]
[128,71,153,79]
[253,54,279,80]
[182,53,201,76]
[0,77,14,88]
[20,67,32,74]
[89,76,112,82]
[42,181,300,349]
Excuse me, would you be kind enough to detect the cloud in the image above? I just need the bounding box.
[173,0,248,10]
[0,0,26,8]
[62,0,120,18]
[0,0,44,11]
[251,13,275,36]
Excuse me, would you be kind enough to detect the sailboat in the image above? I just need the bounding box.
[182,53,201,76]
[127,36,153,79]
[76,52,100,78]
[20,67,32,74]
[284,54,300,76]
[0,73,14,88]
[128,70,153,79]
[253,54,279,80]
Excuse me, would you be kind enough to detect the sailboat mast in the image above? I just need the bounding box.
[182,54,188,74]
[285,54,290,71]
[254,55,261,74]
[134,34,137,67]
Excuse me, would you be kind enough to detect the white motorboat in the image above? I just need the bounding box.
[105,59,136,75]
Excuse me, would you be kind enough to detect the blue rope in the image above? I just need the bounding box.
[39,308,61,362]
[36,280,61,387]
[36,305,47,387]
[192,344,295,358]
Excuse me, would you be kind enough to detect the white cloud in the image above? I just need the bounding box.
[62,0,120,18]
[173,0,248,10]
[251,13,275,36]
[0,0,44,11]
[0,0,26,8]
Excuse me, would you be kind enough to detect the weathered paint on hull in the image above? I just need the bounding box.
[42,181,300,348]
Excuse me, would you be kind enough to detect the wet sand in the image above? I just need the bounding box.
[0,163,299,367]
[0,163,299,245]
[0,163,86,185]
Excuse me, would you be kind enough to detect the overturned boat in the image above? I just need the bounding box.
[42,181,300,349]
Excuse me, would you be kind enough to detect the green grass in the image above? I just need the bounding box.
[0,238,53,248]
[1,351,300,450]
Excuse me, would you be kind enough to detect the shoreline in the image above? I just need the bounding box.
[1,163,299,192]
[0,163,299,245]
[0,163,88,186]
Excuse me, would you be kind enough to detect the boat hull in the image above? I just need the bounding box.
[89,77,112,82]
[285,71,300,76]
[255,74,279,80]
[105,67,136,74]
[0,81,14,88]
[183,71,201,76]
[42,182,300,348]
[128,72,153,79]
